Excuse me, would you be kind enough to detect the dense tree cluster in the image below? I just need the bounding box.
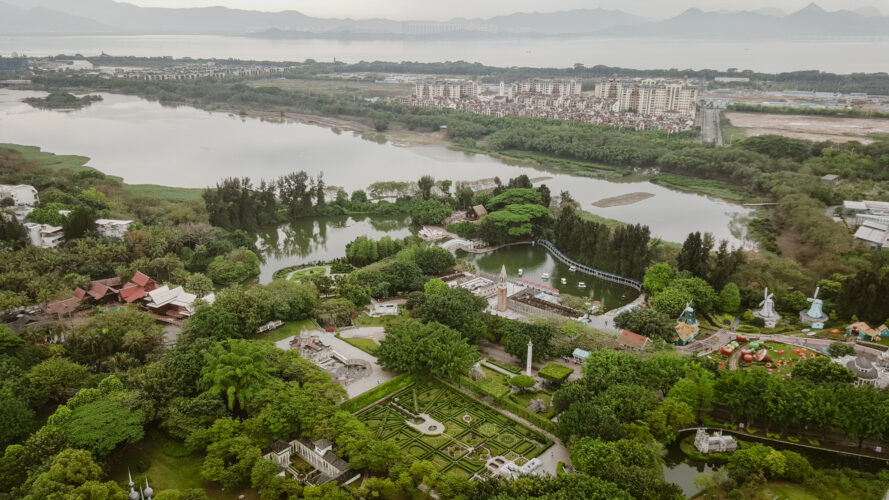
[553,205,651,280]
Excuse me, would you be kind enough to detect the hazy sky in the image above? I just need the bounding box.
[122,0,886,20]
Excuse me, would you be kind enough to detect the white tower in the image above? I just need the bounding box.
[525,340,533,376]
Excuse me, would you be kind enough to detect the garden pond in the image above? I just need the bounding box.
[662,429,888,497]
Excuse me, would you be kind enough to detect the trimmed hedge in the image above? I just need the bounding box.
[341,374,418,414]
[487,357,522,374]
[458,375,510,400]
[538,362,573,383]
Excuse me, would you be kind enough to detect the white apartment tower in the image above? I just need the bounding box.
[594,77,698,117]
[414,79,480,100]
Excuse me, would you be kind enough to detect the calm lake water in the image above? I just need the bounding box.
[0,90,751,246]
[255,215,412,282]
[662,431,889,497]
[3,34,889,73]
[459,245,635,310]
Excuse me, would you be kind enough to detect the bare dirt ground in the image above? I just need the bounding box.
[724,112,889,143]
[591,192,655,208]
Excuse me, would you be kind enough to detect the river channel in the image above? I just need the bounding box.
[0,89,752,247]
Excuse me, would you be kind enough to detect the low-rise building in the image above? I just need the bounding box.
[261,438,357,486]
[23,222,63,248]
[0,184,39,220]
[617,330,650,350]
[672,322,700,346]
[95,219,133,239]
[144,285,199,318]
[853,220,889,250]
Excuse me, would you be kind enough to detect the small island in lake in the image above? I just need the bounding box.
[23,92,103,110]
[591,192,655,208]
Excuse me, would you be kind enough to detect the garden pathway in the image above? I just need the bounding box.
[676,329,733,356]
[275,329,397,398]
[445,381,571,476]
[338,326,386,343]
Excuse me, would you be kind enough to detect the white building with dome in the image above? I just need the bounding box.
[832,352,889,388]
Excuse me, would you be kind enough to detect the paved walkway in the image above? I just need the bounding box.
[338,325,386,342]
[275,329,397,398]
[677,329,734,356]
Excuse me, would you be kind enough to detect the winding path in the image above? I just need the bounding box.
[536,240,643,291]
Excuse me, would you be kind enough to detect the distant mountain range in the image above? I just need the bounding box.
[2,0,889,39]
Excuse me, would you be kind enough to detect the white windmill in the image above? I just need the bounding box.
[753,287,781,328]
[800,286,828,329]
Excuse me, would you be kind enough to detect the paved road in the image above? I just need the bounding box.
[700,107,723,145]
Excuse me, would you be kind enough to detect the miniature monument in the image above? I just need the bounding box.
[753,287,781,328]
[799,286,828,329]
[497,265,508,312]
[525,340,533,376]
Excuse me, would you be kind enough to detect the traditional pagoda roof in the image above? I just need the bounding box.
[675,322,700,342]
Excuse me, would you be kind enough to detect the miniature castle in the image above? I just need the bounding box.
[693,429,738,455]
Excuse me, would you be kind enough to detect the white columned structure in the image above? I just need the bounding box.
[526,340,533,376]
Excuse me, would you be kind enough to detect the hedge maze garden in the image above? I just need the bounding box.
[356,381,552,479]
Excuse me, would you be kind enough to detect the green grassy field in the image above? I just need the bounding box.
[651,172,753,203]
[107,430,258,500]
[353,310,410,327]
[343,337,379,355]
[288,266,327,281]
[1,143,204,202]
[253,318,317,343]
[249,78,413,99]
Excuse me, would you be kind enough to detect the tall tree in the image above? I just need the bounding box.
[201,340,272,411]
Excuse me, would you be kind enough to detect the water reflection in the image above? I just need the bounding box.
[460,245,635,310]
[256,215,411,282]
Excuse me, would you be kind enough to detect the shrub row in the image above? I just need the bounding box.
[538,362,573,383]
[486,357,522,374]
[341,373,418,414]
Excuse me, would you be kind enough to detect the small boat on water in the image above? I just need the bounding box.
[518,269,523,276]
[578,282,587,288]
[541,273,550,280]
[569,266,577,272]
[561,278,567,285]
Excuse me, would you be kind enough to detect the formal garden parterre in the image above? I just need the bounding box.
[356,380,552,480]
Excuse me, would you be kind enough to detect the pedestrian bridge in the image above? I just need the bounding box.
[536,240,643,291]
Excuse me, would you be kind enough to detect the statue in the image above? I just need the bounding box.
[799,287,828,329]
[753,288,781,328]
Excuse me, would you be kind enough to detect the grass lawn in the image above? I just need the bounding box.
[343,337,379,355]
[474,367,512,399]
[253,318,317,343]
[248,78,414,99]
[353,310,410,327]
[652,172,753,203]
[107,430,258,500]
[509,391,555,418]
[0,143,204,202]
[288,266,328,281]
